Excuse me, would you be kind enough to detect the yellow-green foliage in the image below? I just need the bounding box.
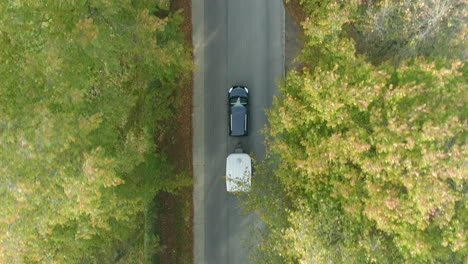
[0,1,191,263]
[246,1,467,263]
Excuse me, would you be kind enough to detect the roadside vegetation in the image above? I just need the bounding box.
[241,0,467,263]
[0,1,192,263]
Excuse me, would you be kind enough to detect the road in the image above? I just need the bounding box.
[192,0,284,263]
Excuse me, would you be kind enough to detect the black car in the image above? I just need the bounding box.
[229,86,249,136]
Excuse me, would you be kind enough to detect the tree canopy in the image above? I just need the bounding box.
[353,0,467,64]
[243,1,467,263]
[0,1,191,263]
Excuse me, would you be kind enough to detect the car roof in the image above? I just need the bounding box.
[231,106,246,136]
[226,153,251,192]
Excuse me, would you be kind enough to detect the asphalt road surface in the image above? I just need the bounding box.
[193,0,284,263]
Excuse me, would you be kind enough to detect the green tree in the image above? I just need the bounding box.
[0,1,191,263]
[243,1,467,263]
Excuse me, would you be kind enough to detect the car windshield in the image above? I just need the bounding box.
[230,97,247,106]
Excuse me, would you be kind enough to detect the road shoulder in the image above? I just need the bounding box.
[192,0,205,263]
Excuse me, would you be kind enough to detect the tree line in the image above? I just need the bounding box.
[0,1,191,263]
[242,0,466,263]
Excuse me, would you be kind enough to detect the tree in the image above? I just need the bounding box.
[242,1,467,263]
[0,1,191,263]
[352,0,467,64]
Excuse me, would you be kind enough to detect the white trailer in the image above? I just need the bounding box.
[226,148,251,192]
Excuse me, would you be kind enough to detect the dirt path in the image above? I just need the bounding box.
[284,0,304,72]
[155,0,194,263]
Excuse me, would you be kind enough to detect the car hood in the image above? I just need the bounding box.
[230,87,248,98]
